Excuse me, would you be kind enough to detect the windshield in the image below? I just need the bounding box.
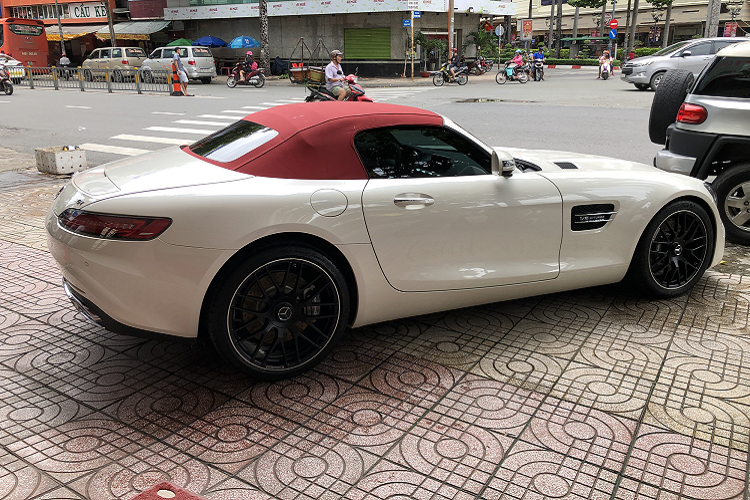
[190,120,278,163]
[650,41,691,56]
[693,56,750,98]
[192,47,212,57]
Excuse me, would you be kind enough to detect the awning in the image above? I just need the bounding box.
[45,24,106,41]
[95,21,170,41]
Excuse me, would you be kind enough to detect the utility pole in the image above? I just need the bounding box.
[105,0,116,47]
[448,0,454,54]
[53,0,66,57]
[411,9,414,79]
[260,0,270,72]
[705,0,721,37]
[608,0,617,53]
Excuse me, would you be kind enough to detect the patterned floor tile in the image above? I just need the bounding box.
[574,331,667,381]
[518,396,636,472]
[203,478,274,499]
[164,400,298,474]
[0,274,68,317]
[549,361,652,420]
[236,371,350,422]
[671,327,750,369]
[680,273,750,336]
[398,324,502,372]
[495,319,590,360]
[483,440,618,500]
[306,385,428,455]
[0,316,51,361]
[347,320,428,354]
[0,447,71,500]
[314,334,394,383]
[623,423,748,499]
[383,412,512,495]
[239,427,379,499]
[526,289,612,332]
[431,374,543,436]
[601,295,686,336]
[357,351,462,410]
[435,306,520,336]
[472,344,566,394]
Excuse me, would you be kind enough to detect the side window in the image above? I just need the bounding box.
[99,48,110,59]
[150,49,161,59]
[354,126,491,179]
[162,48,174,59]
[713,40,738,54]
[111,48,122,58]
[686,42,711,56]
[177,48,188,58]
[87,50,98,59]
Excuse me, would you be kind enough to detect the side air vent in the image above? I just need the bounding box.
[571,204,616,231]
[555,162,578,170]
[514,158,542,172]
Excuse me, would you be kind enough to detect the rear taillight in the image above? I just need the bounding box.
[188,59,196,65]
[58,209,171,241]
[676,103,707,124]
[121,58,129,65]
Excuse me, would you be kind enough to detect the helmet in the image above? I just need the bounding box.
[452,48,457,52]
[246,51,253,56]
[515,49,522,53]
[330,50,343,59]
[604,50,610,54]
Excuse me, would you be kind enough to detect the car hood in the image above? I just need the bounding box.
[625,55,658,65]
[497,148,657,173]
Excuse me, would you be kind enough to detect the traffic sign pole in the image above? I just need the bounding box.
[411,10,414,79]
[608,0,617,53]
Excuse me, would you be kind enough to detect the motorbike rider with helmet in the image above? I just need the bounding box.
[325,50,350,101]
[532,47,545,80]
[239,51,258,83]
[448,48,459,80]
[598,50,612,79]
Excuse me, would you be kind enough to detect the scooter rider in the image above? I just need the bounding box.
[326,50,350,101]
[532,47,545,80]
[598,50,612,79]
[448,48,459,80]
[239,51,258,83]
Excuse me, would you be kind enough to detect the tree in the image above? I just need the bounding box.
[259,0,270,72]
[463,29,499,59]
[647,0,674,47]
[567,0,606,51]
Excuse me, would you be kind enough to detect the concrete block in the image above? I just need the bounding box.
[35,146,87,175]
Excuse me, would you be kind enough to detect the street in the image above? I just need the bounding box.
[2,68,750,500]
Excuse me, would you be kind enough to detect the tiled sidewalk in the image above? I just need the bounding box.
[1,170,749,499]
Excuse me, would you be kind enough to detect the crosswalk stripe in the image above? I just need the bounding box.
[144,126,216,134]
[80,143,150,156]
[197,114,242,120]
[173,119,233,127]
[275,99,304,103]
[222,109,252,114]
[259,102,287,106]
[152,111,185,116]
[111,134,190,145]
[241,105,270,110]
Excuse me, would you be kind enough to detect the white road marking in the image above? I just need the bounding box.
[196,114,242,120]
[259,102,287,106]
[241,105,270,110]
[66,105,91,109]
[275,99,304,103]
[152,111,185,116]
[79,143,150,156]
[173,119,233,127]
[144,126,217,134]
[111,134,189,145]
[222,109,253,114]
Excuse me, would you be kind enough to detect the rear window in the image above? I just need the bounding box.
[126,48,146,57]
[190,120,278,163]
[192,47,212,58]
[694,56,750,98]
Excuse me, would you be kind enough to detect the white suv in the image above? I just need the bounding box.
[141,46,217,84]
[653,41,750,244]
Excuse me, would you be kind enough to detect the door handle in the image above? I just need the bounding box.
[394,194,435,207]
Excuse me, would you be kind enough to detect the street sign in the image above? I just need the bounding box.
[609,19,618,29]
[407,0,418,9]
[604,12,612,23]
[413,10,421,18]
[609,28,617,39]
[403,19,411,27]
[495,25,504,37]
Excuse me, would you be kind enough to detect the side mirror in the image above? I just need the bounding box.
[681,50,692,57]
[491,149,516,177]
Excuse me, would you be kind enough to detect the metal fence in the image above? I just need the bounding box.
[15,67,172,94]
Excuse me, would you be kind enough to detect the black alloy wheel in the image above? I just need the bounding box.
[627,200,713,297]
[208,246,350,380]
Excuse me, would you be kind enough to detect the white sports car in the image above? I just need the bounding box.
[46,102,724,379]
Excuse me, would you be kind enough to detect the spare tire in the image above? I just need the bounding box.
[648,69,694,145]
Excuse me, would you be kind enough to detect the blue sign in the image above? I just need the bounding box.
[403,19,411,27]
[413,11,421,18]
[609,28,617,39]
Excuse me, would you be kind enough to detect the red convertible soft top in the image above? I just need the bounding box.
[188,102,445,180]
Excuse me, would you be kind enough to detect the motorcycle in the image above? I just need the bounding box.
[532,60,544,81]
[304,73,372,102]
[432,63,468,86]
[495,62,528,84]
[0,64,13,95]
[467,56,491,76]
[226,62,265,88]
[600,59,612,80]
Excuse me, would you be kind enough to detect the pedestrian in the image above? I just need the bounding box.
[628,50,636,60]
[173,49,191,96]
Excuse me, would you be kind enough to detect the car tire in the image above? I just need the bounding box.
[207,245,351,380]
[626,200,714,298]
[635,83,649,91]
[495,71,507,84]
[712,164,750,245]
[142,70,154,84]
[433,74,444,86]
[83,69,93,82]
[649,70,667,91]
[200,77,212,84]
[456,73,468,85]
[112,70,124,83]
[648,69,694,145]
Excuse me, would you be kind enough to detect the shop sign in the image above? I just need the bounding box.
[69,2,108,19]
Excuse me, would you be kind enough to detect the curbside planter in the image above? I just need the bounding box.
[35,146,87,175]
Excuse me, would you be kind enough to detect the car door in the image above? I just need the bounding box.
[676,41,713,76]
[110,47,122,69]
[358,126,563,292]
[161,48,174,72]
[97,48,110,70]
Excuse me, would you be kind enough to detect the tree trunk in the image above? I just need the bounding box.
[600,0,607,35]
[547,1,555,48]
[662,2,672,48]
[555,0,563,58]
[622,0,632,57]
[626,0,639,57]
[259,0,270,72]
[705,0,720,37]
[572,6,580,38]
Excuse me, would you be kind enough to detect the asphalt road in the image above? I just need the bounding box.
[0,67,663,169]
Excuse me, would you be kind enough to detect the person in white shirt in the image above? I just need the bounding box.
[325,50,350,101]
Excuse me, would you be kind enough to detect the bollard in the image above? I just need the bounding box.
[106,69,112,93]
[52,67,59,90]
[27,66,34,89]
[78,67,85,91]
[135,70,141,94]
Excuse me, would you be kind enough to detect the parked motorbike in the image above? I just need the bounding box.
[432,63,468,86]
[532,60,544,81]
[467,56,491,76]
[305,73,372,102]
[495,62,528,84]
[226,62,265,88]
[0,64,13,95]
